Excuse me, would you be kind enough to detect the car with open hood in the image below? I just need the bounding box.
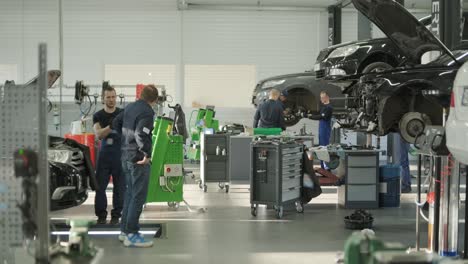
[326,0,468,143]
[315,16,433,79]
[251,72,346,127]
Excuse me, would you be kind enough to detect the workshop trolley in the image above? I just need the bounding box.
[250,139,304,219]
[337,151,380,209]
[200,133,231,192]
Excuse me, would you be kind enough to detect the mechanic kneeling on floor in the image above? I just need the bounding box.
[93,85,124,225]
[253,89,286,131]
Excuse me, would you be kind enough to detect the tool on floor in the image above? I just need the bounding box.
[344,210,374,230]
[49,219,104,264]
[187,106,219,161]
[340,231,407,264]
[337,231,468,264]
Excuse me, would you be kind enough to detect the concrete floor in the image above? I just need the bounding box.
[49,162,450,264]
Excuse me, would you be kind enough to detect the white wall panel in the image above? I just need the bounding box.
[0,0,58,82]
[0,65,18,83]
[182,10,324,82]
[62,0,181,91]
[184,64,256,108]
[105,64,176,101]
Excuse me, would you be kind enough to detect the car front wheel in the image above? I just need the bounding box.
[362,62,393,74]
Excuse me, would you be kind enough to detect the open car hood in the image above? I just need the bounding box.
[352,0,454,64]
[25,70,61,88]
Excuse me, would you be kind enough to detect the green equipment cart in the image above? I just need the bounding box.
[146,116,184,208]
[187,106,219,161]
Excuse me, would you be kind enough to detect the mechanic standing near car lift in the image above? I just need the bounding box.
[393,133,412,193]
[253,89,286,130]
[304,91,333,170]
[113,84,159,248]
[93,85,124,225]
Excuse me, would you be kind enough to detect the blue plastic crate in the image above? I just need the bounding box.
[379,176,400,207]
[379,193,400,207]
[380,164,401,181]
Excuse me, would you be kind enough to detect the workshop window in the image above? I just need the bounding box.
[184,64,256,108]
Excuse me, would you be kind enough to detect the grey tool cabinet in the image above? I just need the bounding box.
[337,151,380,209]
[229,136,253,182]
[200,133,231,192]
[250,140,304,219]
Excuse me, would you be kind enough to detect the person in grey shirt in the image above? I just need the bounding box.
[253,89,286,130]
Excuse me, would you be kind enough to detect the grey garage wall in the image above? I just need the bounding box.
[0,0,59,82]
[0,0,361,136]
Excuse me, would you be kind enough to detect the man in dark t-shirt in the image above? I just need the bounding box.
[93,86,124,225]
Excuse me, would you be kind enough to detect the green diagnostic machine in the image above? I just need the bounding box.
[146,116,184,207]
[187,107,219,161]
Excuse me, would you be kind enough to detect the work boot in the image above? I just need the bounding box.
[110,217,120,225]
[97,217,107,225]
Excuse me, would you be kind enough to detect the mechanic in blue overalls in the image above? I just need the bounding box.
[305,91,333,170]
[93,86,124,225]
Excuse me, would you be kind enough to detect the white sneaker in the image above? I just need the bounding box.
[123,233,154,248]
[118,232,127,242]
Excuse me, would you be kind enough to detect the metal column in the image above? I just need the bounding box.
[37,43,50,264]
[465,164,468,259]
[328,5,342,46]
[431,0,463,49]
[433,157,442,253]
[415,154,422,250]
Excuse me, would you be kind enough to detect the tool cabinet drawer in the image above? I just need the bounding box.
[282,176,301,190]
[282,187,301,202]
[347,168,378,184]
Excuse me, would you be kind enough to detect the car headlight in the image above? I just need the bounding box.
[262,79,285,89]
[327,45,359,59]
[48,149,73,163]
[329,68,347,76]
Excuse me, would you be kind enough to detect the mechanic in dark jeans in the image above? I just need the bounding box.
[113,84,158,248]
[393,133,412,193]
[305,91,333,169]
[93,85,124,225]
[253,89,286,130]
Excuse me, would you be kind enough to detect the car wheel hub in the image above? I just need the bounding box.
[399,112,432,143]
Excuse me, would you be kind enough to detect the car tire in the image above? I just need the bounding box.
[362,62,393,74]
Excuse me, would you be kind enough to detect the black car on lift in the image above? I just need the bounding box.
[21,70,97,210]
[327,0,468,143]
[251,72,345,127]
[314,16,432,79]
